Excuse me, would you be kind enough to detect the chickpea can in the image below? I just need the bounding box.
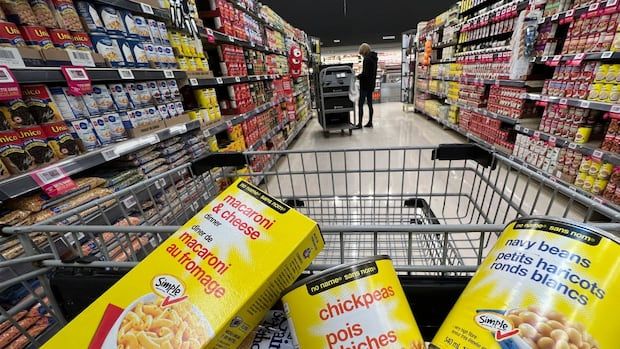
[431,217,620,349]
[282,256,425,349]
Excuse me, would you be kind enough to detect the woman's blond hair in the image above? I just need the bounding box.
[359,43,371,56]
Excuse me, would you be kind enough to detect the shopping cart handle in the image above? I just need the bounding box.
[432,144,496,169]
[191,152,248,175]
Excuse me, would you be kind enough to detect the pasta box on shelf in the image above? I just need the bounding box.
[42,179,323,349]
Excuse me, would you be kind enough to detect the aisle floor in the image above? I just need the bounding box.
[257,102,595,271]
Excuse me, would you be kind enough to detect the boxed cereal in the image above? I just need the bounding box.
[43,179,324,349]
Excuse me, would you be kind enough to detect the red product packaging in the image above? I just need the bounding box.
[49,28,75,49]
[16,125,56,165]
[19,25,52,49]
[40,121,78,159]
[0,130,34,174]
[0,21,26,47]
[71,31,92,51]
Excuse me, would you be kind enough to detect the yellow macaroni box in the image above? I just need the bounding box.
[43,179,324,349]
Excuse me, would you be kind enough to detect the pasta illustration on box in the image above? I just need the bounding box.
[43,179,324,349]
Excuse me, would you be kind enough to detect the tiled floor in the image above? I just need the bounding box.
[257,102,605,273]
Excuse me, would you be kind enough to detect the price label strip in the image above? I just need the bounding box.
[140,2,154,14]
[118,68,135,80]
[163,70,175,78]
[67,49,95,67]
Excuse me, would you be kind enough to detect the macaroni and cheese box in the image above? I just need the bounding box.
[43,179,324,349]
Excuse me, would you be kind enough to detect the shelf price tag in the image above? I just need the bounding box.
[205,28,215,43]
[154,178,166,190]
[611,105,620,113]
[548,135,557,147]
[541,56,549,62]
[60,66,92,95]
[234,76,241,82]
[533,131,541,140]
[118,68,134,80]
[67,49,95,67]
[569,52,585,66]
[551,13,560,20]
[592,150,604,159]
[122,195,137,209]
[226,120,233,128]
[602,51,614,59]
[568,142,578,149]
[562,9,574,23]
[589,2,600,12]
[559,98,568,105]
[227,35,235,42]
[605,0,618,13]
[0,66,21,101]
[140,2,154,14]
[101,147,119,161]
[163,69,175,78]
[169,124,187,135]
[215,77,223,84]
[189,78,198,86]
[203,129,210,138]
[607,0,618,7]
[579,100,590,108]
[30,166,77,198]
[0,47,25,68]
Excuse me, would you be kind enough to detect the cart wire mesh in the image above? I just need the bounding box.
[2,144,620,347]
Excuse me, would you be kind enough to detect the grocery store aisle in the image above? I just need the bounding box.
[290,102,464,149]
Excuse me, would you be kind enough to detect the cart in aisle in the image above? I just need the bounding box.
[318,65,358,136]
[2,144,619,346]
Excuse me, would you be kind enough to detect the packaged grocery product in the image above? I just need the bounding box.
[50,0,83,32]
[108,84,130,111]
[157,21,168,45]
[146,18,159,43]
[104,112,124,140]
[157,80,171,100]
[91,84,114,112]
[175,101,184,114]
[60,87,89,118]
[19,25,52,49]
[0,99,36,128]
[48,87,75,120]
[89,115,111,145]
[1,0,37,25]
[135,82,152,106]
[81,92,99,116]
[21,84,63,124]
[146,80,161,102]
[431,217,620,349]
[166,102,177,117]
[40,121,78,159]
[16,125,55,165]
[49,28,74,49]
[133,15,149,40]
[98,6,124,34]
[111,34,134,67]
[0,130,33,173]
[143,42,158,66]
[71,31,92,50]
[75,1,103,32]
[121,10,138,38]
[127,37,147,68]
[156,104,168,118]
[43,179,323,349]
[91,32,123,67]
[28,0,58,28]
[0,21,25,46]
[68,118,99,150]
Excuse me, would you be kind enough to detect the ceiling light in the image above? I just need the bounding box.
[382,35,396,40]
[333,39,341,43]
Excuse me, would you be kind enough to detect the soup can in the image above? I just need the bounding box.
[431,217,620,349]
[282,256,425,349]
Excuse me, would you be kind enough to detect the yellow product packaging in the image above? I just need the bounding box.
[202,57,210,71]
[595,64,608,82]
[201,108,211,124]
[168,32,182,50]
[43,179,324,349]
[194,89,210,108]
[282,256,425,349]
[177,57,188,71]
[599,84,613,102]
[588,83,602,100]
[431,217,620,349]
[187,58,197,72]
[606,64,620,83]
[195,57,205,71]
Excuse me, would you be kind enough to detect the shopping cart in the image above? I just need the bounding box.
[2,144,619,346]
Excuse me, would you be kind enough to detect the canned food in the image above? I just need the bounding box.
[282,256,424,349]
[583,175,595,191]
[431,217,620,349]
[592,178,608,195]
[0,22,25,47]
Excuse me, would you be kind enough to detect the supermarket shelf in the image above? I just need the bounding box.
[294,88,309,97]
[90,0,170,20]
[203,28,287,56]
[0,98,285,201]
[247,123,284,151]
[458,31,512,46]
[228,0,262,23]
[252,116,311,185]
[189,74,280,87]
[531,51,620,64]
[447,100,521,125]
[524,93,620,112]
[458,76,538,87]
[12,67,188,84]
[460,0,503,16]
[418,109,620,211]
[539,0,609,24]
[418,89,448,99]
[514,124,620,166]
[433,41,458,49]
[430,59,457,64]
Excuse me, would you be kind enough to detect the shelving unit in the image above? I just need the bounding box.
[412,0,620,210]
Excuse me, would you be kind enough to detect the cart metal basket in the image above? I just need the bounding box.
[2,144,619,347]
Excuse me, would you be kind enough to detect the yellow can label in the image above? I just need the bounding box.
[43,179,323,349]
[282,258,424,349]
[432,218,620,349]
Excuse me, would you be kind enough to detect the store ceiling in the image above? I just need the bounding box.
[260,0,456,47]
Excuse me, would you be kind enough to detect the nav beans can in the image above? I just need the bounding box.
[431,217,620,349]
[282,256,425,349]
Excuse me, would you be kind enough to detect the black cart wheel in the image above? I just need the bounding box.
[349,129,353,135]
